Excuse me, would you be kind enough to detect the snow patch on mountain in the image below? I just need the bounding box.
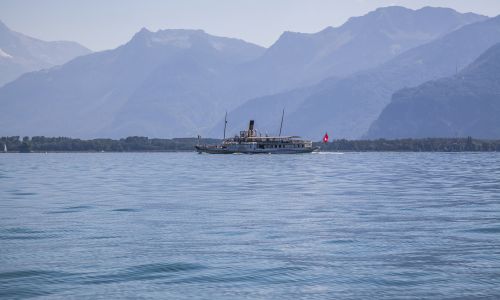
[0,48,13,59]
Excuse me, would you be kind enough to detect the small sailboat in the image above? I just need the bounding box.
[3,143,7,153]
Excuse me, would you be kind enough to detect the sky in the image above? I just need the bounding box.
[1,0,500,51]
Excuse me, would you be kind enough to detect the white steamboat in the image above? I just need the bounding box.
[196,118,318,154]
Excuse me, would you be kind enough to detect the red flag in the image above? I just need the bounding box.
[323,132,329,143]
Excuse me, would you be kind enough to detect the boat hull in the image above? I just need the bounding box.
[195,145,319,154]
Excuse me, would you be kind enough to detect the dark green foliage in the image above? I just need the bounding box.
[2,136,500,153]
[1,136,219,152]
[18,142,32,153]
[316,137,500,152]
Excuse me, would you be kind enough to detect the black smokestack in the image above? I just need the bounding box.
[248,120,254,132]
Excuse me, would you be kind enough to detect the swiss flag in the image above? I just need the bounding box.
[323,132,329,143]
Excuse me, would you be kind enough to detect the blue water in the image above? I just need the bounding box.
[1,152,500,299]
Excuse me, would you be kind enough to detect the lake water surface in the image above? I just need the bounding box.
[1,152,500,299]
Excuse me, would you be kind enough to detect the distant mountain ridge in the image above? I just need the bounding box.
[0,20,91,86]
[0,28,265,138]
[219,14,500,140]
[224,6,486,101]
[366,42,500,139]
[0,7,490,138]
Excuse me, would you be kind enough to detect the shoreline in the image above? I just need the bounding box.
[2,136,500,153]
[1,150,499,154]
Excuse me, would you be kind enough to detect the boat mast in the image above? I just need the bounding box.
[223,111,228,139]
[279,108,285,137]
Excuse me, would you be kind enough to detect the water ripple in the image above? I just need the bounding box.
[1,153,500,299]
[82,263,205,285]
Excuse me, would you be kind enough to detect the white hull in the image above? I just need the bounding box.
[196,119,317,154]
[195,145,318,154]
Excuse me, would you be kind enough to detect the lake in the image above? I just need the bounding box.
[1,152,500,299]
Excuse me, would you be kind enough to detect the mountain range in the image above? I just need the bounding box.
[367,42,500,139]
[0,28,264,137]
[0,7,497,139]
[218,13,500,139]
[284,14,500,139]
[0,20,91,87]
[225,6,486,99]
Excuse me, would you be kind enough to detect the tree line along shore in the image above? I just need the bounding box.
[2,136,500,153]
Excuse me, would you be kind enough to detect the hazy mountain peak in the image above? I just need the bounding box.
[0,19,91,86]
[417,6,456,13]
[367,41,500,139]
[0,7,492,138]
[416,6,485,18]
[153,29,207,45]
[272,30,312,45]
[129,27,153,43]
[280,30,308,37]
[380,5,410,11]
[136,27,151,36]
[245,5,487,101]
[373,5,412,15]
[130,28,215,49]
[345,6,485,31]
[268,6,485,55]
[227,11,499,141]
[125,27,265,66]
[344,6,410,25]
[0,23,266,137]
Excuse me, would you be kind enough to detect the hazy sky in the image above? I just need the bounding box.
[1,0,500,51]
